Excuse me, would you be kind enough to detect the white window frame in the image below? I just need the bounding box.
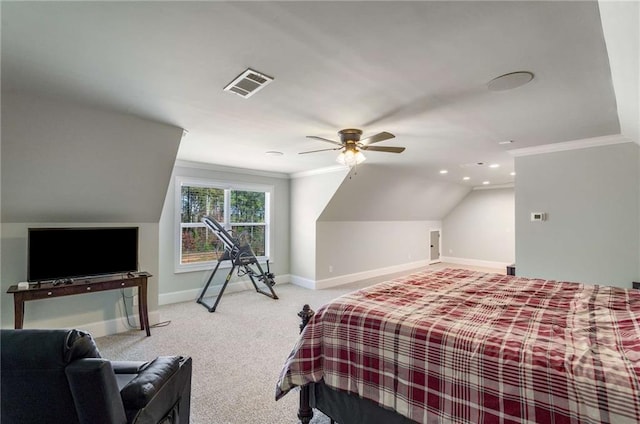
[174,176,274,273]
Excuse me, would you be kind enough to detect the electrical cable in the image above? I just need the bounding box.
[119,289,172,329]
[120,289,138,330]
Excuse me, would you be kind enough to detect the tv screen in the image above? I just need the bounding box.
[28,227,139,282]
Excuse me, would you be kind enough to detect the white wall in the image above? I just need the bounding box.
[598,1,640,282]
[0,93,182,336]
[289,168,348,284]
[157,161,291,305]
[320,164,470,221]
[515,142,640,286]
[315,220,441,285]
[599,0,640,144]
[442,187,515,268]
[1,222,160,336]
[1,92,182,222]
[310,164,470,287]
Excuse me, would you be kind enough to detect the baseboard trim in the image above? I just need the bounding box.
[73,310,161,339]
[440,256,511,270]
[159,274,292,305]
[316,260,431,289]
[290,275,316,289]
[158,281,252,305]
[291,260,431,290]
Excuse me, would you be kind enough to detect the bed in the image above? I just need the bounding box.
[275,268,640,423]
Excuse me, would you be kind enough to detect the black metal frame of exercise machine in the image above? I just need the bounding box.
[196,216,278,312]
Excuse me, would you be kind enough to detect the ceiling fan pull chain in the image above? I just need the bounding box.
[350,162,359,179]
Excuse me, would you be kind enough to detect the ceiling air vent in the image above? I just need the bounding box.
[223,68,274,98]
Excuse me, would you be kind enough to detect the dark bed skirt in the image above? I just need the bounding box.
[309,381,417,424]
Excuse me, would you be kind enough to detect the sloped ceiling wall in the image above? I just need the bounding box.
[1,93,183,222]
[598,0,639,145]
[319,164,471,221]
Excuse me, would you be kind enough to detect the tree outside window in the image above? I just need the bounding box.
[178,181,270,269]
[230,190,266,256]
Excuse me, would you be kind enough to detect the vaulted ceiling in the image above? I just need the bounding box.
[2,1,635,187]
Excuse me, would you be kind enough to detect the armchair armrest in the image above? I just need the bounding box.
[122,356,192,424]
[65,358,128,424]
[120,356,180,410]
[112,361,149,374]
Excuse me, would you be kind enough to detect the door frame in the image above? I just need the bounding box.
[429,229,441,264]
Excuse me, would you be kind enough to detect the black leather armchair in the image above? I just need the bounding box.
[1,329,192,424]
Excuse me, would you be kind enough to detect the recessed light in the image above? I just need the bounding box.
[487,71,534,91]
[510,172,516,176]
[439,169,448,174]
[489,164,500,169]
[482,181,490,185]
[463,176,470,181]
[265,151,283,156]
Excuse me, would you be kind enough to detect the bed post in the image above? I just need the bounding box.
[297,304,315,424]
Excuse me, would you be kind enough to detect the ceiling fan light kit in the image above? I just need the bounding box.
[301,128,404,168]
[336,149,366,167]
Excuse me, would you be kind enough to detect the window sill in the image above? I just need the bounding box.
[175,257,272,274]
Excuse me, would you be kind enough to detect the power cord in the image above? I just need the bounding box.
[151,320,172,328]
[119,289,139,330]
[119,289,171,329]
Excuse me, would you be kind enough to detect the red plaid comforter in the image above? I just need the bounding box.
[276,268,640,423]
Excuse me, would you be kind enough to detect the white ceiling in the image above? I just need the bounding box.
[1,1,626,187]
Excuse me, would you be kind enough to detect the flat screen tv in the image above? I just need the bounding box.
[28,227,139,282]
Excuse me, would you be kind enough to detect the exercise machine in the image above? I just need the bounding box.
[196,216,278,312]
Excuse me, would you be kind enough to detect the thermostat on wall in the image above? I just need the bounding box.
[530,212,546,222]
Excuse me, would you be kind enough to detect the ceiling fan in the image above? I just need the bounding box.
[300,128,406,166]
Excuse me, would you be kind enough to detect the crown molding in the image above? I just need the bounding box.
[473,183,514,191]
[290,165,349,179]
[175,159,350,180]
[174,159,289,179]
[508,134,633,157]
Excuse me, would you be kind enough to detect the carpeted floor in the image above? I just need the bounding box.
[95,263,502,424]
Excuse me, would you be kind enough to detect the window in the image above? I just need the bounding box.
[175,177,272,272]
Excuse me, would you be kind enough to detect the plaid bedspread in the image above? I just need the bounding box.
[276,268,640,423]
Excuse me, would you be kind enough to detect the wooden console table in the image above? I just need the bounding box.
[7,272,151,336]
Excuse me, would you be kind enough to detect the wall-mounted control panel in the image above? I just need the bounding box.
[530,212,547,222]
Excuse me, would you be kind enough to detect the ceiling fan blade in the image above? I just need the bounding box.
[306,135,343,146]
[361,145,406,153]
[299,147,342,155]
[360,131,395,145]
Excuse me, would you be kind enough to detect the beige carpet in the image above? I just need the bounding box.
[95,263,502,424]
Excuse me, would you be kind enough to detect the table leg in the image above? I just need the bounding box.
[137,287,144,331]
[13,296,24,329]
[139,282,151,336]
